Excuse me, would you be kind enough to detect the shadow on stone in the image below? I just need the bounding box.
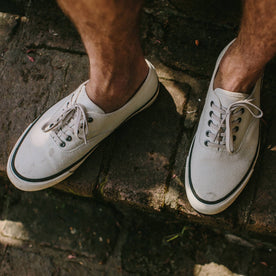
[0,185,120,264]
[99,83,181,211]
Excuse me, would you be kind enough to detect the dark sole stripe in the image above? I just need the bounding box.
[188,136,260,205]
[10,85,159,183]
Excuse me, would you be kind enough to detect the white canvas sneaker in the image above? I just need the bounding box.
[185,41,263,215]
[7,60,159,191]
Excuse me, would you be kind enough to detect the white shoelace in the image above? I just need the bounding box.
[206,99,263,153]
[42,102,90,145]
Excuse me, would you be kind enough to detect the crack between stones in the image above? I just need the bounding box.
[30,241,98,259]
[63,64,70,83]
[0,244,8,269]
[26,44,87,56]
[242,121,272,231]
[158,60,210,80]
[4,16,22,45]
[162,90,192,203]
[103,220,128,274]
[92,135,118,198]
[0,241,99,265]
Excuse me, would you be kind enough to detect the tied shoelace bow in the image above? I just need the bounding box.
[206,99,263,153]
[42,102,90,144]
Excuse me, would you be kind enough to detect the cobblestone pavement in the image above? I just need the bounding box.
[1,0,275,233]
[0,181,275,275]
[0,0,275,275]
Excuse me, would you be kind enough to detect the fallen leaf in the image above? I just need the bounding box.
[26,49,35,54]
[27,55,34,62]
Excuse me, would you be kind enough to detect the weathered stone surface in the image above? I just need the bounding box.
[0,245,106,276]
[240,61,276,234]
[246,123,276,234]
[169,0,242,27]
[0,178,8,216]
[54,146,103,197]
[0,12,19,53]
[58,261,105,276]
[194,262,240,276]
[160,79,189,115]
[0,220,29,240]
[162,78,202,220]
[0,0,26,16]
[0,241,6,261]
[0,188,119,262]
[247,247,276,276]
[121,214,269,276]
[1,247,56,275]
[152,58,201,116]
[15,0,84,52]
[99,84,182,211]
[0,0,275,237]
[142,1,239,77]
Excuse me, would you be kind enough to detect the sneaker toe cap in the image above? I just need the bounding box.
[11,131,60,180]
[188,149,257,203]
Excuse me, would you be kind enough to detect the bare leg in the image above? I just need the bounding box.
[57,0,146,112]
[214,0,276,93]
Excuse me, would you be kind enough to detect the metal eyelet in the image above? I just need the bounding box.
[233,126,239,132]
[60,142,66,147]
[66,136,72,141]
[88,117,93,123]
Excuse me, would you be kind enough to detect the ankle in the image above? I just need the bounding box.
[86,57,148,113]
[214,42,263,93]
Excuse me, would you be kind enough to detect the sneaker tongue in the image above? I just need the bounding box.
[214,88,248,107]
[76,85,105,114]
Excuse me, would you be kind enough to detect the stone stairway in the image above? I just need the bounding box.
[0,0,275,236]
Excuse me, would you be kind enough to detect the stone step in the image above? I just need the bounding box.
[0,0,275,236]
